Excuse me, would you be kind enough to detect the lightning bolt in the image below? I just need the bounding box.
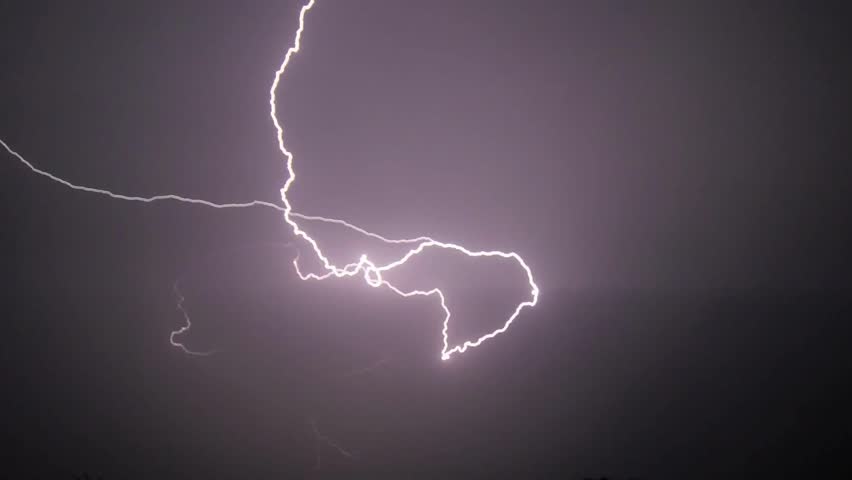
[308,417,357,469]
[274,0,539,360]
[0,0,539,361]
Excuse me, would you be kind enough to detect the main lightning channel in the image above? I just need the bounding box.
[272,0,539,360]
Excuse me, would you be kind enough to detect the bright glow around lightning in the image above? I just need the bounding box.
[171,280,216,356]
[0,0,539,361]
[276,1,539,360]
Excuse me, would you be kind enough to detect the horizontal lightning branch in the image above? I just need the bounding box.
[343,356,391,378]
[0,137,427,242]
[0,138,284,211]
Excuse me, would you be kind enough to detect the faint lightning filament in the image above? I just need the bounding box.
[170,280,216,356]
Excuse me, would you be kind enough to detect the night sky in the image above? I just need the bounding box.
[1,1,849,478]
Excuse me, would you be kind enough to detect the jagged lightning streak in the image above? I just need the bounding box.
[170,280,216,356]
[0,0,539,361]
[273,0,539,360]
[308,417,357,469]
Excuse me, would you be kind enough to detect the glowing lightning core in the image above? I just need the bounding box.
[0,0,539,361]
[274,0,539,360]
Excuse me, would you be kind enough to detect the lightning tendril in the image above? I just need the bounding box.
[170,280,216,356]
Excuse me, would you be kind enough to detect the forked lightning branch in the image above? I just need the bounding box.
[1,0,539,361]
